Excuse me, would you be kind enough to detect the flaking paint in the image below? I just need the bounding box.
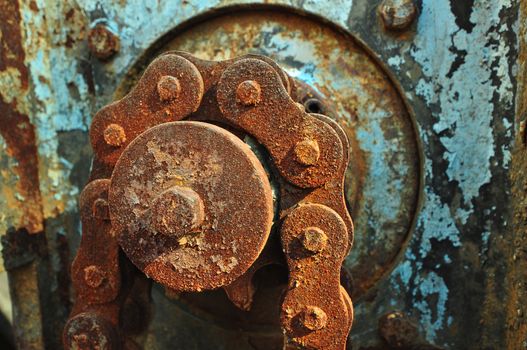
[386,0,517,346]
[0,0,520,348]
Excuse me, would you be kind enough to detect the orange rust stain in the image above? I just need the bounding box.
[0,1,28,86]
[0,0,43,234]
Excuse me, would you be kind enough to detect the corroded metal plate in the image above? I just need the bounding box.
[108,121,274,291]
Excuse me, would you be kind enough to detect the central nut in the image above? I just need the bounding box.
[150,186,205,237]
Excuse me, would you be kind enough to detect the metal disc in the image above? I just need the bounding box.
[108,121,274,291]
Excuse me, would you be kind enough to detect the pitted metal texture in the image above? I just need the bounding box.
[109,121,274,292]
[64,52,354,350]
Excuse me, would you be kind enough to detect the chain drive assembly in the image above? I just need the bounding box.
[64,52,354,349]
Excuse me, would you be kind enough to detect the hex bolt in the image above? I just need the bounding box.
[103,123,126,147]
[299,306,328,331]
[87,23,120,60]
[294,139,320,166]
[379,0,417,31]
[150,186,205,237]
[300,227,328,253]
[236,80,261,106]
[92,198,110,220]
[157,75,181,101]
[83,265,106,288]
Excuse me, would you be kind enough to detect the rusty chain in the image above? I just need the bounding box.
[64,52,354,349]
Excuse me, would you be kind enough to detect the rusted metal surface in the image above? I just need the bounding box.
[64,178,153,349]
[71,180,120,306]
[0,1,522,350]
[109,121,274,291]
[5,263,45,350]
[87,23,120,61]
[1,229,46,350]
[223,236,285,311]
[89,54,205,177]
[217,58,344,189]
[0,4,48,348]
[0,0,43,235]
[149,10,420,304]
[64,180,122,349]
[505,1,527,348]
[379,0,418,31]
[280,204,352,349]
[64,313,120,350]
[65,51,353,349]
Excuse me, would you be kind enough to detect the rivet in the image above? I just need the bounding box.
[294,139,320,166]
[236,80,261,106]
[379,0,417,31]
[87,23,120,60]
[103,123,126,147]
[84,265,105,288]
[64,314,117,350]
[157,75,181,101]
[299,306,328,331]
[300,227,328,253]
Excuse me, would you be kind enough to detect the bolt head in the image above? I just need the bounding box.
[87,23,120,60]
[294,139,320,166]
[84,265,106,288]
[150,186,205,237]
[157,75,181,101]
[64,313,117,350]
[380,0,417,31]
[103,123,126,147]
[71,333,89,348]
[300,227,328,253]
[299,306,328,331]
[236,80,261,106]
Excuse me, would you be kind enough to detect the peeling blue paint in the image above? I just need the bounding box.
[413,271,449,341]
[388,0,517,345]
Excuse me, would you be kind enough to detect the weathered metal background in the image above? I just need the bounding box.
[0,0,523,349]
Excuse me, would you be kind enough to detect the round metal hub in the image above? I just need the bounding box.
[108,121,274,291]
[119,9,421,302]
